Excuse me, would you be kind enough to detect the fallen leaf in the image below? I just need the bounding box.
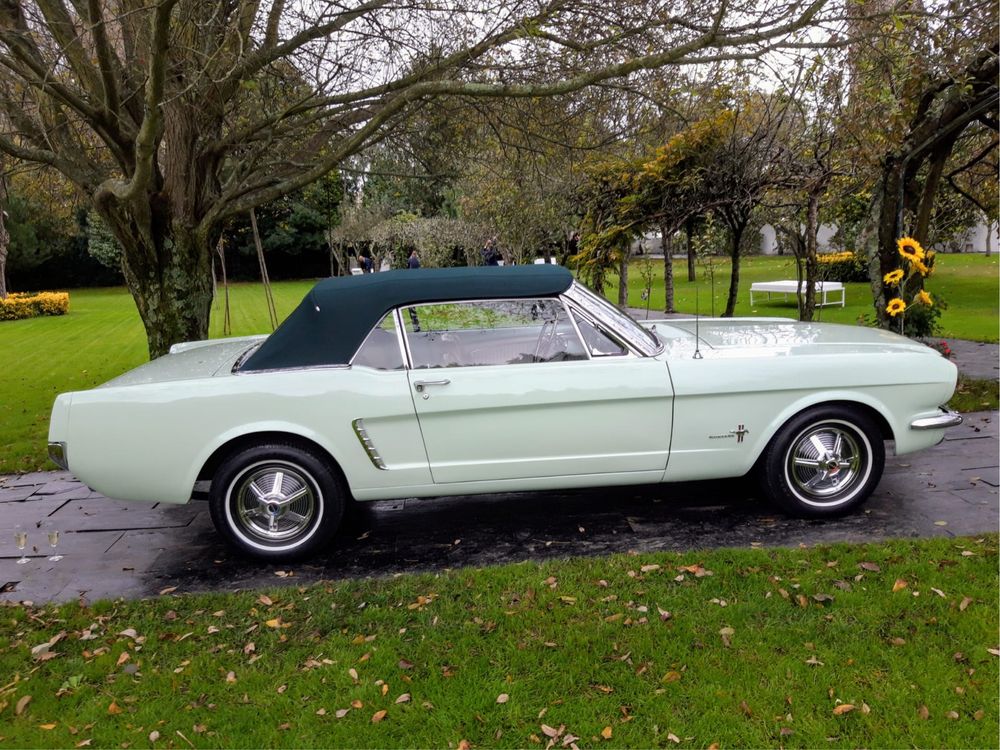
[158,586,177,595]
[719,626,735,647]
[458,741,471,750]
[348,668,359,681]
[265,618,282,628]
[541,724,561,738]
[38,723,56,730]
[351,700,363,709]
[890,637,906,646]
[371,710,387,723]
[75,740,92,748]
[959,597,973,611]
[833,703,855,715]
[496,693,509,704]
[805,656,824,666]
[987,648,1000,657]
[225,671,237,683]
[861,702,871,715]
[395,693,411,704]
[779,727,794,737]
[666,732,680,743]
[107,701,122,715]
[640,564,661,573]
[931,588,946,598]
[812,593,834,604]
[859,562,881,572]
[934,520,947,526]
[892,579,908,593]
[398,659,414,670]
[739,700,753,717]
[258,595,273,606]
[945,710,959,720]
[918,705,930,720]
[335,709,349,718]
[149,731,160,742]
[662,671,682,683]
[973,709,985,720]
[601,726,613,740]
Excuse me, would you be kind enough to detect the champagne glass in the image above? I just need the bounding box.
[47,529,63,561]
[14,525,28,565]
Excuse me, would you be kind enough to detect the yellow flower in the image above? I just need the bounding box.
[886,298,907,317]
[883,269,904,286]
[897,236,926,262]
[916,289,933,306]
[911,258,930,276]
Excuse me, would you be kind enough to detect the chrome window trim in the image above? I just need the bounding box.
[236,363,351,375]
[563,281,663,357]
[563,299,632,358]
[557,297,592,360]
[48,441,68,470]
[348,310,407,371]
[395,306,415,369]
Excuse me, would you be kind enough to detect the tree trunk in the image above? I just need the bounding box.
[115,219,215,359]
[800,191,821,322]
[617,249,629,307]
[723,222,745,317]
[0,168,8,300]
[685,218,696,282]
[661,224,675,313]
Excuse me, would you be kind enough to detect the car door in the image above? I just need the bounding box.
[401,298,673,484]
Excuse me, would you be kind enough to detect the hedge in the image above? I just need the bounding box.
[0,291,70,321]
[816,251,868,283]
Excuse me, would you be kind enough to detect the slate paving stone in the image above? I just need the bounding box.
[0,486,37,503]
[1,411,997,605]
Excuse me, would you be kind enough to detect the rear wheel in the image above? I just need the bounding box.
[209,443,344,561]
[758,406,885,516]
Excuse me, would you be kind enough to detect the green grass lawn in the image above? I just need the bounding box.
[624,254,999,343]
[1,536,996,748]
[0,254,996,474]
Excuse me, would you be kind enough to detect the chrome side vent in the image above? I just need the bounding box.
[352,419,387,470]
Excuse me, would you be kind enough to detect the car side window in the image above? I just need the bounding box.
[571,310,628,356]
[352,313,405,370]
[402,299,587,369]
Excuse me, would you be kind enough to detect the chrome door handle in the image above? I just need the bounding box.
[413,379,450,392]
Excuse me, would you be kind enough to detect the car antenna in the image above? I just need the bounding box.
[693,289,703,359]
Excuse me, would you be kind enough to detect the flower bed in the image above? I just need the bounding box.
[0,291,70,321]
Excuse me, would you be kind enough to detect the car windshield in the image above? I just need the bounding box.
[564,281,662,356]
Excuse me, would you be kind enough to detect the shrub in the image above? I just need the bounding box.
[816,250,868,282]
[0,291,70,321]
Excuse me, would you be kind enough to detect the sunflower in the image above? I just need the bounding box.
[883,269,904,286]
[897,236,926,262]
[886,298,907,317]
[911,258,930,276]
[916,289,933,306]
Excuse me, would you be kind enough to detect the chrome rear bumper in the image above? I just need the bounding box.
[910,409,963,431]
[47,441,68,470]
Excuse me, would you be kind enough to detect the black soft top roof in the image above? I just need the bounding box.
[240,264,574,371]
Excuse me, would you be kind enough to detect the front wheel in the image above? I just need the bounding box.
[758,406,885,517]
[209,443,344,561]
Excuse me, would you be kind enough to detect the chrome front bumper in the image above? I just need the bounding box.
[910,409,963,431]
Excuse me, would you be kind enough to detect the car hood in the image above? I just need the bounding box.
[99,336,267,388]
[648,318,937,358]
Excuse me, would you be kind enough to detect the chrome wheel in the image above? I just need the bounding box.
[228,460,320,547]
[783,421,870,507]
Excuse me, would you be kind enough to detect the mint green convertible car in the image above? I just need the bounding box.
[48,266,961,561]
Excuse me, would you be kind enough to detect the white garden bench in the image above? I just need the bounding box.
[749,280,845,308]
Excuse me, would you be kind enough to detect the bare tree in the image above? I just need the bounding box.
[0,0,863,355]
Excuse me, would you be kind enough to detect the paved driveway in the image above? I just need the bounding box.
[1,412,996,605]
